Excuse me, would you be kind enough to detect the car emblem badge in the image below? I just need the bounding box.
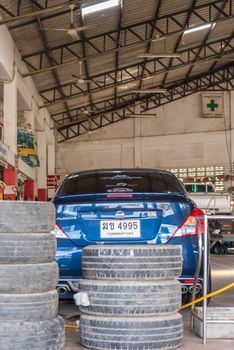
[115,210,125,218]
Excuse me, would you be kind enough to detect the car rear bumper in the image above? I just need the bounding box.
[56,235,203,298]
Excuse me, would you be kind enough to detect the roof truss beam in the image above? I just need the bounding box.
[21,0,233,74]
[56,63,234,142]
[138,0,162,90]
[0,0,77,24]
[30,0,72,118]
[40,34,234,107]
[185,0,229,80]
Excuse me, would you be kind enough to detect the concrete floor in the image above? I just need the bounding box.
[60,254,234,350]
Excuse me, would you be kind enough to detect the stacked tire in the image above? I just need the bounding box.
[0,201,65,350]
[79,245,183,350]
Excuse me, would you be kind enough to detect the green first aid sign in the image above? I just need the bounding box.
[202,93,223,118]
[207,99,218,112]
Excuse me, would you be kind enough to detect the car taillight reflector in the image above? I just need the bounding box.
[184,279,196,284]
[230,200,234,207]
[51,224,69,239]
[107,193,133,198]
[173,208,204,237]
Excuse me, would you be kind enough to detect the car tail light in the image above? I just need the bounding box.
[173,208,204,237]
[107,193,133,198]
[230,199,234,207]
[184,279,196,284]
[51,224,69,239]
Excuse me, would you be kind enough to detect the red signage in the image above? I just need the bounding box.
[47,175,61,189]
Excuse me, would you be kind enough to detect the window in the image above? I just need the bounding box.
[57,170,184,196]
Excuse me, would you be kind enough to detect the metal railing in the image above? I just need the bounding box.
[191,214,234,344]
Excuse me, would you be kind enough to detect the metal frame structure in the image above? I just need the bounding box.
[0,1,77,23]
[39,34,234,107]
[191,214,234,344]
[0,0,233,142]
[56,63,234,142]
[20,0,233,74]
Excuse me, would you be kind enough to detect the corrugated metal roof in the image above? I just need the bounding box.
[0,0,232,127]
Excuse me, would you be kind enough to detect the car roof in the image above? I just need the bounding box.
[66,168,174,179]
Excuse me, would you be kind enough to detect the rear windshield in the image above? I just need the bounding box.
[57,171,184,196]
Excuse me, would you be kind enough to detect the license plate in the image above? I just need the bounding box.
[100,220,140,238]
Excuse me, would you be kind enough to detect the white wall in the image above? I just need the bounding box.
[56,91,233,174]
[0,21,55,189]
[0,25,14,80]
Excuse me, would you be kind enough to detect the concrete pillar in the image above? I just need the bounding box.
[134,106,142,168]
[48,143,55,175]
[38,188,47,201]
[24,179,34,200]
[3,75,17,155]
[36,130,47,198]
[230,91,234,166]
[230,91,234,190]
[0,25,14,81]
[24,110,34,130]
[47,143,56,200]
[3,167,16,200]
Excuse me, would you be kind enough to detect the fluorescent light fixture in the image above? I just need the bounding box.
[184,22,216,35]
[137,53,182,58]
[82,0,119,15]
[131,89,167,94]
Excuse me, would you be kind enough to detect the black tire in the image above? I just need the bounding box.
[82,245,182,280]
[78,279,181,316]
[0,316,65,350]
[0,262,58,293]
[0,233,56,263]
[0,201,55,233]
[0,290,58,321]
[220,244,228,255]
[213,243,221,255]
[80,314,183,350]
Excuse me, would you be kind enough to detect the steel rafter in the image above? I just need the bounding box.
[56,64,234,142]
[138,0,162,90]
[210,30,234,72]
[21,0,233,74]
[77,2,93,111]
[161,0,198,86]
[0,1,77,24]
[40,34,234,107]
[185,0,229,79]
[114,1,124,106]
[0,4,16,17]
[30,1,72,119]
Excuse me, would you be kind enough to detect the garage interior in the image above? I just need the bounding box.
[0,0,234,349]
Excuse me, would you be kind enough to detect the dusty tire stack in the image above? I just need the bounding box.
[79,245,183,350]
[0,201,65,350]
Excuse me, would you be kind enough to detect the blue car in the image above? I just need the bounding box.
[52,168,211,301]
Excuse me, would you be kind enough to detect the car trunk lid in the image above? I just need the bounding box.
[55,193,193,246]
